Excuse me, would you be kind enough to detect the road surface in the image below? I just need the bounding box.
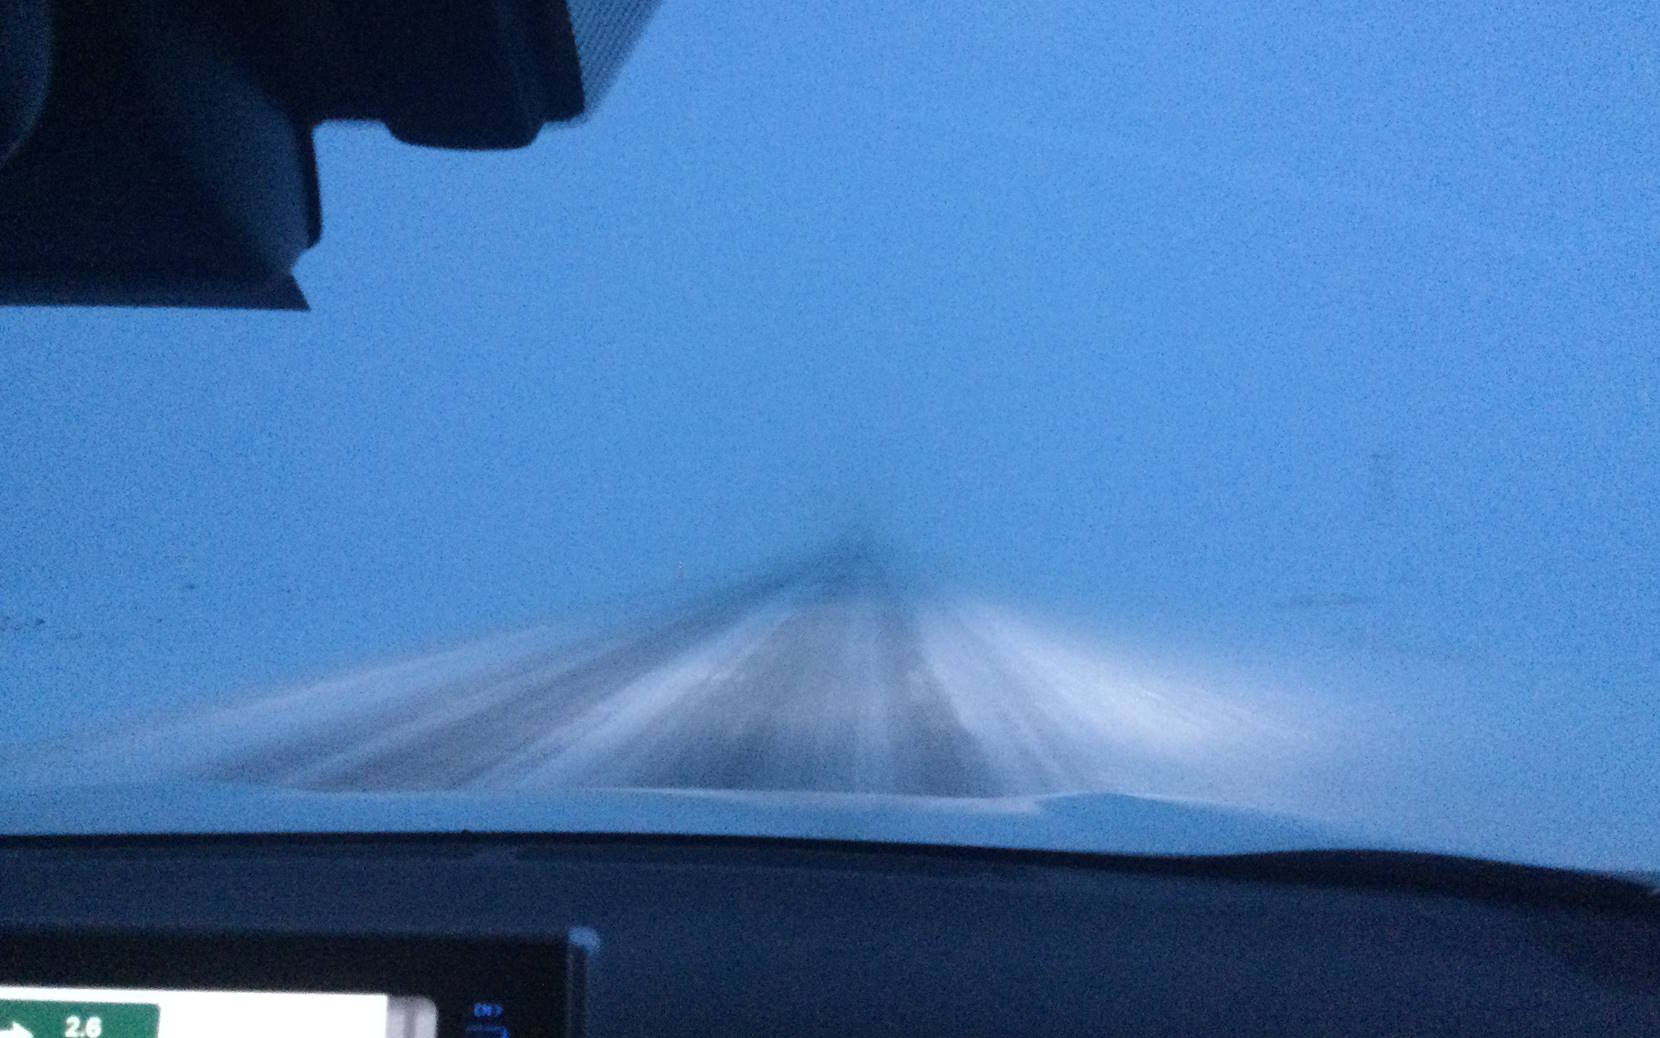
[28,543,1315,802]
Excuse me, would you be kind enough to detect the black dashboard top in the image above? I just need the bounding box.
[3,832,1658,1036]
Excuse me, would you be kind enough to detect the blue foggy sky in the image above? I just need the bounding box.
[3,2,1658,863]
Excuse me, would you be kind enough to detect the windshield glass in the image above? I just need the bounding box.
[3,3,1656,871]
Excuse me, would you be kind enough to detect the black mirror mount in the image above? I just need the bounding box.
[0,0,659,311]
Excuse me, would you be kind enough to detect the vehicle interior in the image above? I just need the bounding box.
[3,1,1657,1035]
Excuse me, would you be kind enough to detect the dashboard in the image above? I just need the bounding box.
[1,833,1657,1036]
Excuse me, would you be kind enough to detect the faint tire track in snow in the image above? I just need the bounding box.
[923,602,1322,803]
[482,596,804,789]
[603,559,999,796]
[295,568,814,790]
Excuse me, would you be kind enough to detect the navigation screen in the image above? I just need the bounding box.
[0,987,437,1038]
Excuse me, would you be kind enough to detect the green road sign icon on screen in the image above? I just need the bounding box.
[0,987,433,1037]
[0,1001,161,1038]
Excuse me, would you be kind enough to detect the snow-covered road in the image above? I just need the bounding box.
[37,542,1315,805]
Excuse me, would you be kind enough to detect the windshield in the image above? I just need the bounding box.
[3,3,1656,872]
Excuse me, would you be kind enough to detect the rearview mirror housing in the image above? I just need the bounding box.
[0,0,658,310]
